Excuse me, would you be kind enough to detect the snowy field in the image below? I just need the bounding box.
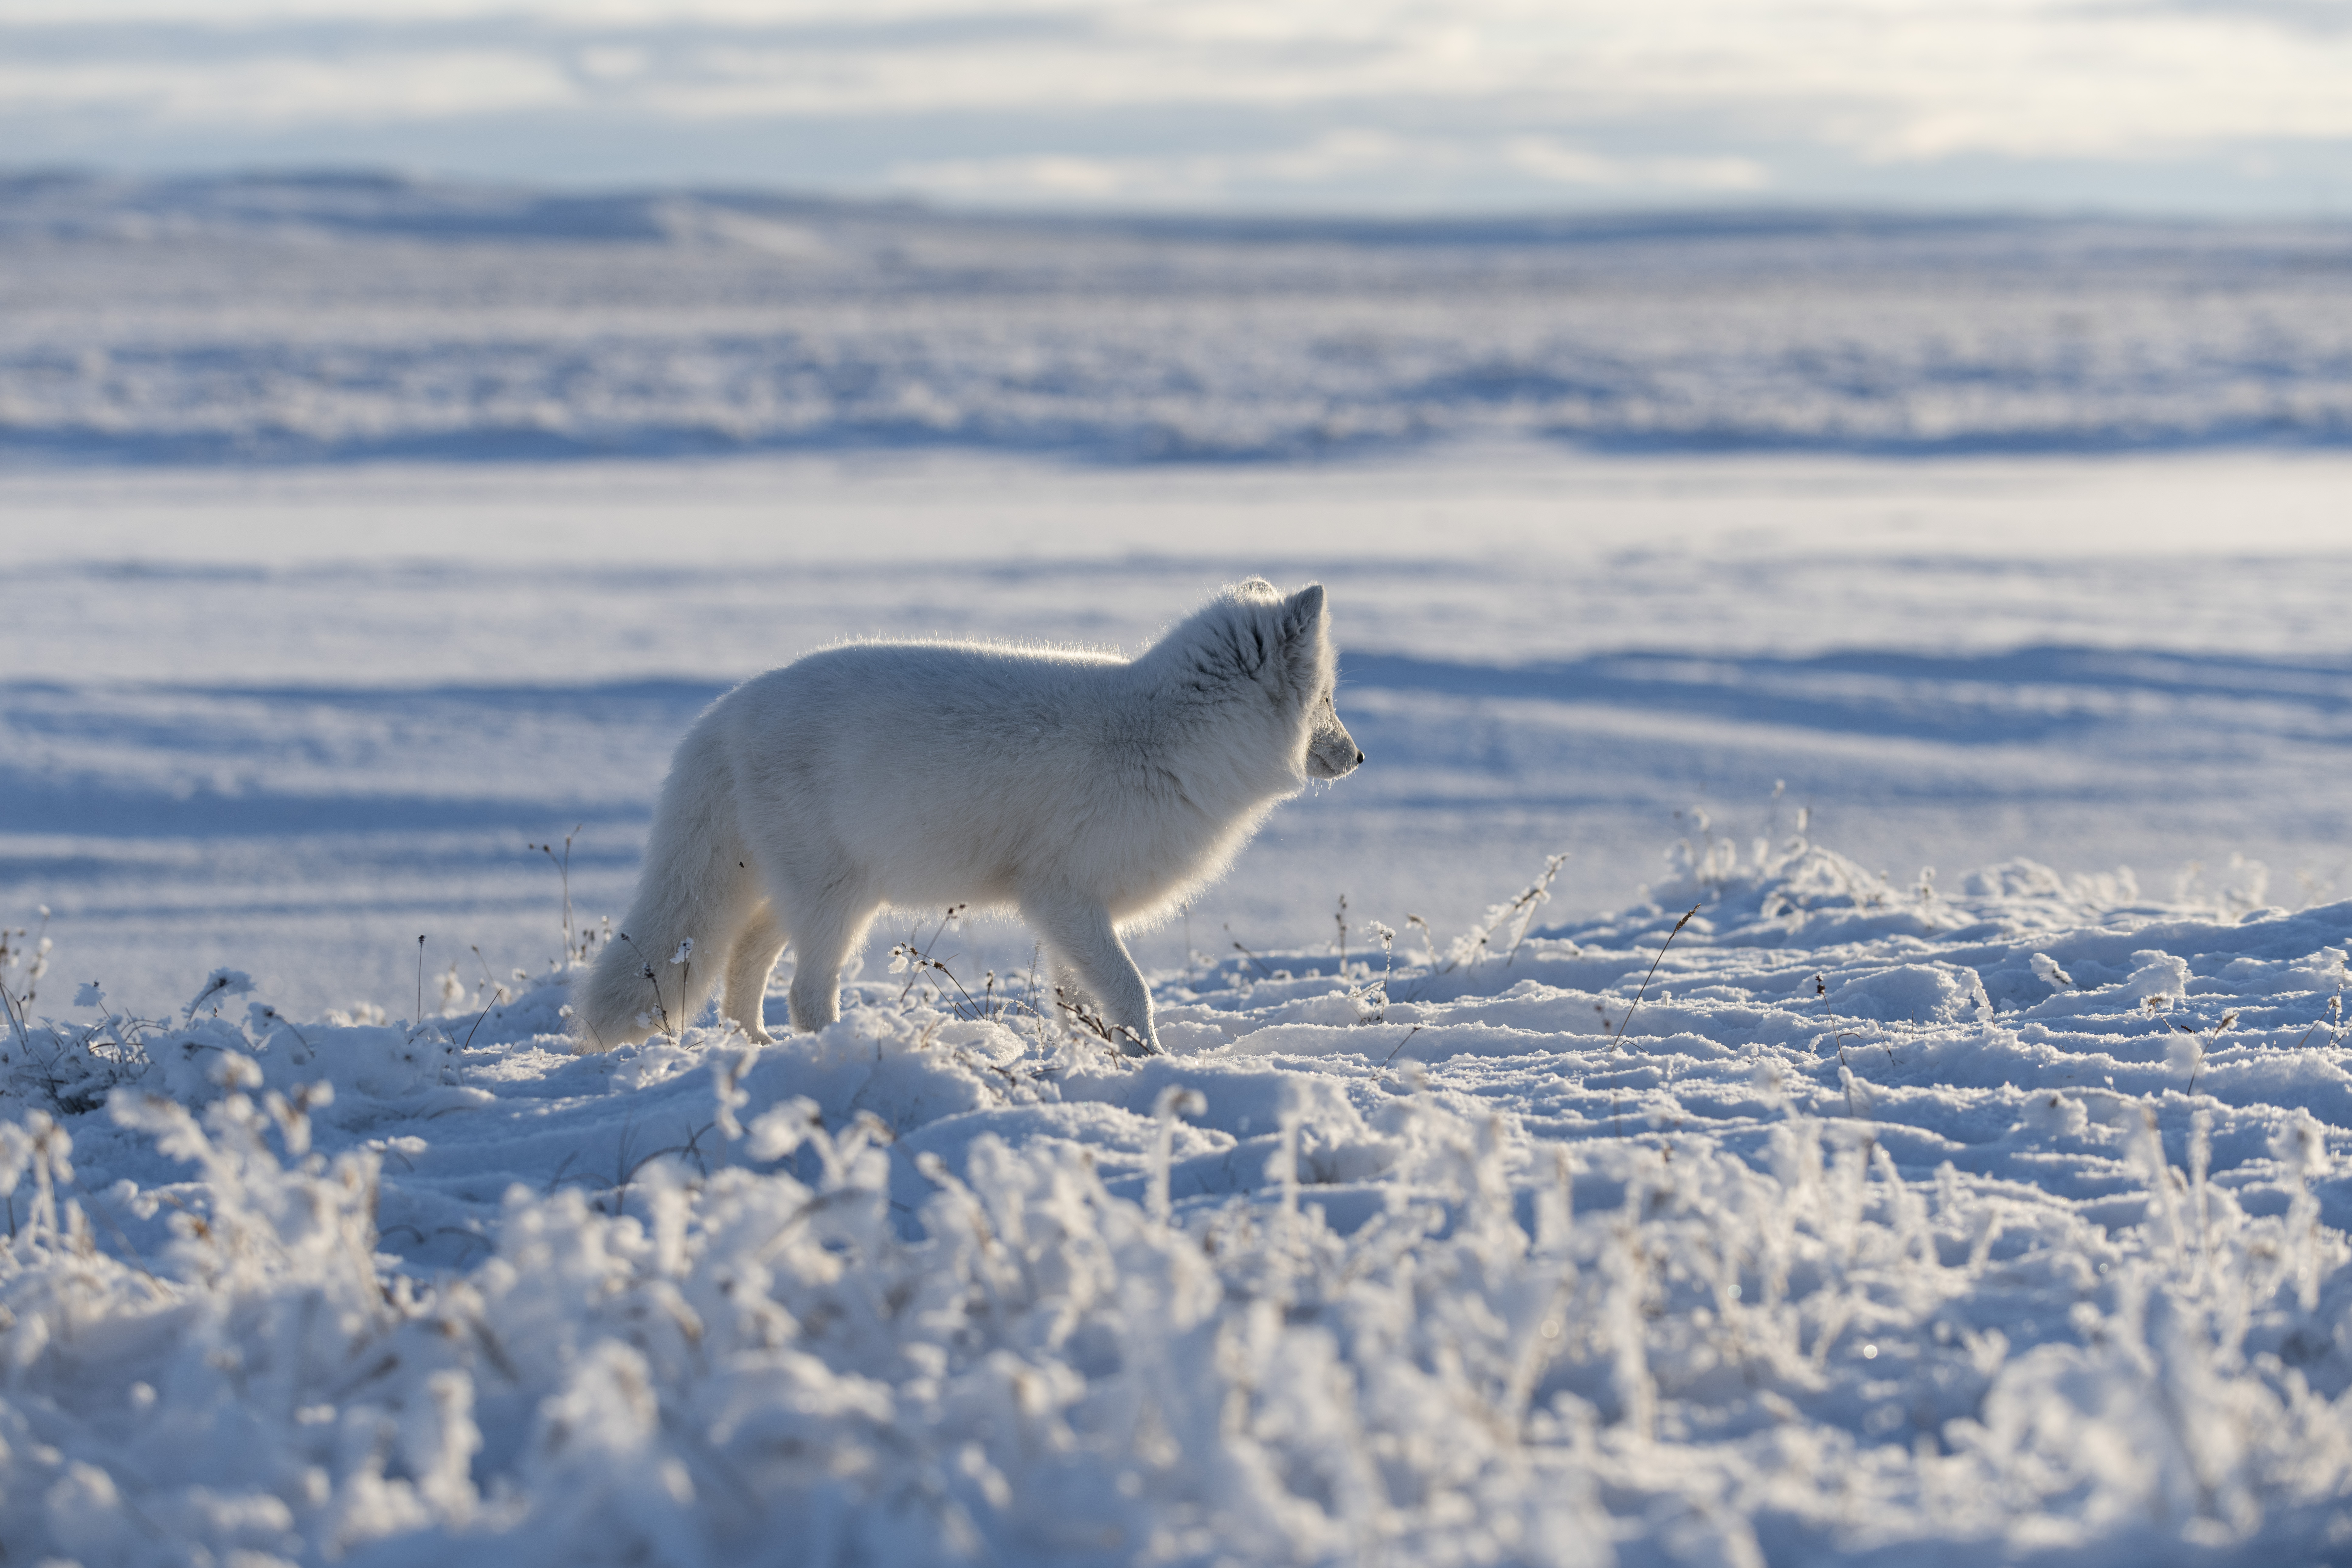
[4,177,2352,1564]
[5,448,2349,1020]
[6,176,2352,466]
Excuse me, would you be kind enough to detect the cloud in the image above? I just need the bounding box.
[4,0,2351,208]
[0,50,578,124]
[1503,139,1770,192]
[888,131,1416,205]
[889,130,1772,206]
[12,2,2352,152]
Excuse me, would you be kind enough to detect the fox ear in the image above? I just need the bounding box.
[1280,584,1325,642]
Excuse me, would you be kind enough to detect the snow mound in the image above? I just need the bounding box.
[2,850,2350,1564]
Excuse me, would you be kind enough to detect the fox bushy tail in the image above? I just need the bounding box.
[571,722,756,1052]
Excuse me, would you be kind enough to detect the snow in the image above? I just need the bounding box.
[5,444,2351,1017]
[4,836,2351,1564]
[5,173,2352,1563]
[5,176,2352,463]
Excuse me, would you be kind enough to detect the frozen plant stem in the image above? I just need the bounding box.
[1353,920,1398,1022]
[1504,852,1571,968]
[1051,988,1151,1058]
[1224,925,1271,979]
[616,932,676,1042]
[528,825,583,960]
[889,937,991,1023]
[889,906,970,1006]
[2184,1009,2236,1098]
[2291,991,2343,1050]
[0,909,51,1011]
[0,977,29,1053]
[1613,903,1701,1048]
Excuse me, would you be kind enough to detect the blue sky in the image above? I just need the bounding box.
[6,0,2351,215]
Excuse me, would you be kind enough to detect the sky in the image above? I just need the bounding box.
[4,0,2351,216]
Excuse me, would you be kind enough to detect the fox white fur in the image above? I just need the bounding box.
[572,578,1361,1056]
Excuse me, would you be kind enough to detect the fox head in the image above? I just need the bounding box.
[1188,578,1363,790]
[1286,587,1364,782]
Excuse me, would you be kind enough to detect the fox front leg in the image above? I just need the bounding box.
[1024,892,1159,1056]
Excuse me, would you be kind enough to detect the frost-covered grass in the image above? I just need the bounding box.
[4,832,2350,1565]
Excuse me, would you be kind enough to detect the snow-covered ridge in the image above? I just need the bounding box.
[3,836,2348,1563]
[5,173,2351,463]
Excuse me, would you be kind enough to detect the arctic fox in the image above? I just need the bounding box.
[572,579,1361,1056]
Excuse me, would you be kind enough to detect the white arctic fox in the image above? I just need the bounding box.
[572,578,1361,1056]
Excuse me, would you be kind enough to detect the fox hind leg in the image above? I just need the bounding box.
[722,900,786,1044]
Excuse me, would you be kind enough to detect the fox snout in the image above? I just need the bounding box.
[1308,736,1364,780]
[1305,684,1362,781]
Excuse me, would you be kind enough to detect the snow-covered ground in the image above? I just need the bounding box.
[4,835,2349,1564]
[5,175,2352,1564]
[5,446,2349,1018]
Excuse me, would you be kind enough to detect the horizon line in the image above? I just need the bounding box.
[8,163,2350,236]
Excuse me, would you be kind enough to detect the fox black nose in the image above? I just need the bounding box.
[1355,750,1366,765]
